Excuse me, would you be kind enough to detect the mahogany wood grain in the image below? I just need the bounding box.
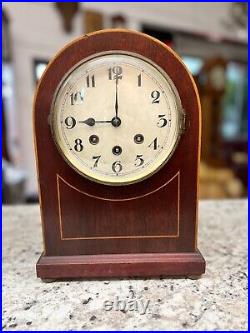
[37,251,205,279]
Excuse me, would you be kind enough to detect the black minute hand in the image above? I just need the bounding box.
[78,118,112,126]
[115,78,118,118]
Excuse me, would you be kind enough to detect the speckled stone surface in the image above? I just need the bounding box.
[2,200,248,331]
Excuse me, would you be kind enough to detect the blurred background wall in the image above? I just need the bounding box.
[2,2,248,203]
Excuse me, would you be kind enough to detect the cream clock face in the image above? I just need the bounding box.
[51,52,183,185]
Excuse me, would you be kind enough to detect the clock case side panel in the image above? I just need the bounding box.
[33,29,202,261]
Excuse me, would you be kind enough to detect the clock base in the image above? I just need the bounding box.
[36,251,205,279]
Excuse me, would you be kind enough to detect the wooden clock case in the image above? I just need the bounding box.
[34,29,205,279]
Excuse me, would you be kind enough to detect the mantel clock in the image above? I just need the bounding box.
[34,29,205,279]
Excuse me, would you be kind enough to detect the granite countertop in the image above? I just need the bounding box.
[2,200,248,331]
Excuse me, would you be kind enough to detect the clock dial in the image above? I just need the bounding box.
[51,52,183,185]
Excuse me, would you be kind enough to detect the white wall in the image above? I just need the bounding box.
[3,2,83,196]
[84,2,247,41]
[2,2,247,196]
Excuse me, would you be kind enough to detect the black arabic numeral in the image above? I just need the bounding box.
[70,90,84,105]
[112,161,122,174]
[65,116,76,129]
[108,66,122,81]
[64,116,76,129]
[86,75,95,88]
[138,74,142,87]
[92,155,101,168]
[151,90,160,103]
[108,67,112,80]
[157,115,168,128]
[74,138,83,152]
[135,154,144,167]
[149,137,158,150]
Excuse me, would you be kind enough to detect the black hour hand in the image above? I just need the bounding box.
[79,118,112,126]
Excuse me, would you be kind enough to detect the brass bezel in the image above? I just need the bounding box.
[50,50,184,186]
